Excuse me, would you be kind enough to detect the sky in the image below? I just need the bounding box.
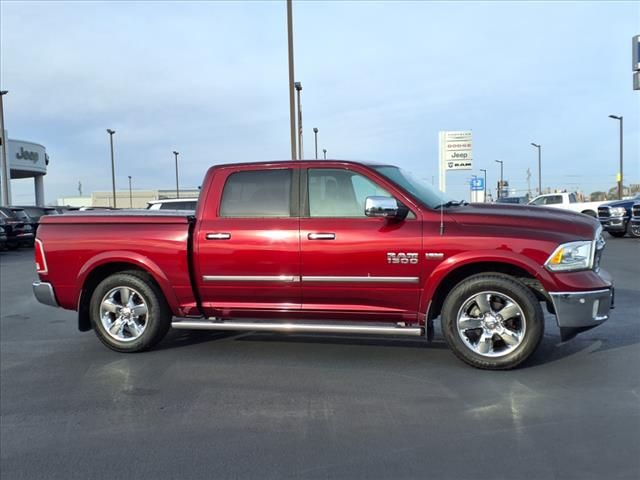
[1,0,639,205]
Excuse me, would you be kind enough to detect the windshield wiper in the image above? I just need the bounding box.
[434,199,468,209]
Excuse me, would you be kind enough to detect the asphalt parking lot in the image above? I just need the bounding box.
[1,238,639,480]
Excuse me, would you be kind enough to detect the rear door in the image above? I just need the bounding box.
[194,166,301,317]
[299,167,423,322]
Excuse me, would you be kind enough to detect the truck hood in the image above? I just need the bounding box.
[446,203,599,239]
[600,197,640,208]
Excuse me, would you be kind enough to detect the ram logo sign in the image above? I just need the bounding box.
[387,252,419,265]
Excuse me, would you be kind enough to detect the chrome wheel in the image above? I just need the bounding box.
[456,291,526,358]
[99,286,148,342]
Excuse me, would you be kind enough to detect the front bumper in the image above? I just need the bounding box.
[550,287,613,341]
[598,217,627,232]
[33,282,59,307]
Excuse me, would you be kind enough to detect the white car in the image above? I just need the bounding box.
[528,192,606,217]
[146,198,198,211]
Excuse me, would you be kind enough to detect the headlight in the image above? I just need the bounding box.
[545,240,593,272]
[609,207,626,217]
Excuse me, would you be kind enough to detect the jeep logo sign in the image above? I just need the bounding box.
[16,147,39,162]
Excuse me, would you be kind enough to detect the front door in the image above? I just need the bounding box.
[194,167,301,317]
[299,167,423,322]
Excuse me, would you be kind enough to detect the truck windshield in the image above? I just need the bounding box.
[373,166,454,209]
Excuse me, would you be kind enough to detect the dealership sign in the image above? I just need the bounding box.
[439,131,473,170]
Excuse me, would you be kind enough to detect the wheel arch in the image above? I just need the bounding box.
[423,257,549,324]
[76,253,180,332]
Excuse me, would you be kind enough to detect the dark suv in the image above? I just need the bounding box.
[0,207,35,249]
[597,193,640,238]
[12,206,60,234]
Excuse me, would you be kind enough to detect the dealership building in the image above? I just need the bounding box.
[1,132,49,206]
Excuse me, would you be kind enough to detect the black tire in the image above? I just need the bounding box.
[582,210,597,218]
[89,270,171,352]
[7,242,19,250]
[440,273,544,370]
[626,221,640,238]
[608,230,626,238]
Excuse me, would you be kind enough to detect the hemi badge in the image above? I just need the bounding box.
[425,252,444,259]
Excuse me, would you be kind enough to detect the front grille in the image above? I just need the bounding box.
[632,204,640,218]
[598,206,610,218]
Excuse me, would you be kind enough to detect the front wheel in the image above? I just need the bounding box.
[89,271,171,352]
[608,230,626,238]
[626,221,640,238]
[441,273,544,370]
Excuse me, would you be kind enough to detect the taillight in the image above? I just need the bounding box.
[35,239,48,274]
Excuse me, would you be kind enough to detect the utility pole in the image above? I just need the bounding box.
[286,0,297,160]
[608,115,623,199]
[495,160,504,199]
[106,129,116,208]
[0,91,11,206]
[531,143,541,193]
[526,168,532,197]
[173,151,180,198]
[128,175,132,208]
[295,82,303,159]
[313,127,319,159]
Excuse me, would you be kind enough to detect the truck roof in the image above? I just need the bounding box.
[209,159,391,169]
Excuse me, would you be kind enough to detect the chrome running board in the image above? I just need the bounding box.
[171,319,423,337]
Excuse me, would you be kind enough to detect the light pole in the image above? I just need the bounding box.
[479,168,487,202]
[323,148,327,160]
[0,91,10,207]
[495,160,504,199]
[608,115,623,199]
[128,175,132,208]
[286,0,297,160]
[295,82,303,159]
[313,127,319,159]
[173,151,180,198]
[531,143,542,194]
[106,129,116,208]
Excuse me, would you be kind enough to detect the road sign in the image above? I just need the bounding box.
[471,177,484,191]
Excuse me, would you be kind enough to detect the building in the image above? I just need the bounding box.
[57,189,200,209]
[1,132,49,206]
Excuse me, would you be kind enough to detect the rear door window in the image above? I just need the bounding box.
[220,169,292,217]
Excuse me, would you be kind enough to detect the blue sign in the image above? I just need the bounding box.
[471,177,484,191]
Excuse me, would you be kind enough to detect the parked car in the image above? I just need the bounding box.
[0,218,7,249]
[33,160,613,370]
[10,207,39,234]
[495,196,529,205]
[528,192,606,217]
[0,207,35,249]
[631,203,640,237]
[597,193,640,238]
[147,198,198,211]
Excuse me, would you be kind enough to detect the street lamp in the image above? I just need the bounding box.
[0,90,10,207]
[608,115,623,200]
[128,175,132,208]
[173,151,180,198]
[531,143,542,194]
[106,129,116,208]
[479,168,487,202]
[286,0,296,160]
[495,160,504,199]
[295,82,303,159]
[313,127,319,159]
[322,148,327,160]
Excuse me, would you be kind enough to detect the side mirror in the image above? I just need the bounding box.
[365,196,403,218]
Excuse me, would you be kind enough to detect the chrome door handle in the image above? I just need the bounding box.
[308,233,336,240]
[206,232,231,240]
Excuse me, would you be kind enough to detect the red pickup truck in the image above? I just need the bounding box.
[32,161,613,369]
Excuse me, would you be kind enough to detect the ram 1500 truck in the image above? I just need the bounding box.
[32,161,614,369]
[528,192,606,217]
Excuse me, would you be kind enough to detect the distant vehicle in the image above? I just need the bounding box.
[12,206,61,234]
[0,219,7,249]
[528,192,606,217]
[597,193,640,238]
[0,207,35,249]
[630,203,640,237]
[147,198,198,211]
[495,196,529,205]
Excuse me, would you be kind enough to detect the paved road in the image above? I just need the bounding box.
[1,239,639,479]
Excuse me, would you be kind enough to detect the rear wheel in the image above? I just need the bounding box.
[89,271,171,352]
[441,273,544,370]
[608,230,626,238]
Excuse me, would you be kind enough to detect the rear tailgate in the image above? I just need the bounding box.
[36,211,195,315]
